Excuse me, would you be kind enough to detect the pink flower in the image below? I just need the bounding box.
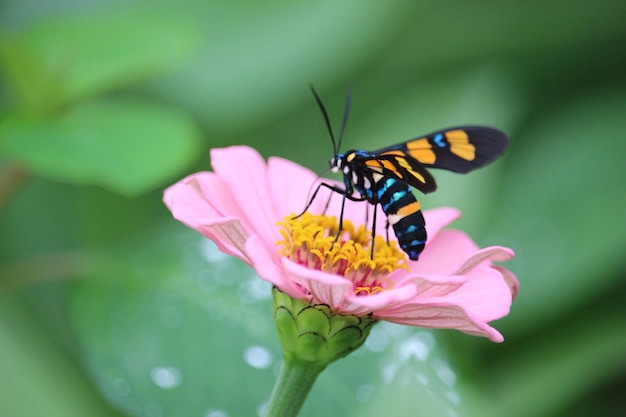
[163,146,518,342]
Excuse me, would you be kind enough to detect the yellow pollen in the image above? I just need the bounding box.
[276,213,408,295]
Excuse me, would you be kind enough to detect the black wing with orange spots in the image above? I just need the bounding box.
[376,126,510,173]
[357,151,438,194]
[355,126,509,193]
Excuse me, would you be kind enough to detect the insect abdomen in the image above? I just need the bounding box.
[375,177,427,260]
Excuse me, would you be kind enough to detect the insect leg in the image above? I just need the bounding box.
[293,182,335,219]
[335,192,347,245]
[370,203,378,259]
[322,192,333,215]
[293,182,365,219]
[385,220,390,243]
[330,185,366,245]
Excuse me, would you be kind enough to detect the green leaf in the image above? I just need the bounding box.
[145,1,413,135]
[0,98,202,195]
[0,295,122,417]
[349,328,468,417]
[489,86,626,332]
[0,10,201,112]
[484,312,626,417]
[69,228,279,417]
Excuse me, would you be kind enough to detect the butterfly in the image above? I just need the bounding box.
[300,86,510,260]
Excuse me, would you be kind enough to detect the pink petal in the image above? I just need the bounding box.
[423,207,462,238]
[210,146,281,244]
[193,217,250,261]
[163,172,223,227]
[453,246,515,275]
[280,258,353,309]
[410,229,479,275]
[184,172,249,222]
[377,266,511,342]
[341,284,418,315]
[266,156,329,217]
[244,235,305,299]
[442,266,513,324]
[163,171,263,241]
[164,172,262,260]
[394,273,468,298]
[492,265,519,299]
[376,303,502,341]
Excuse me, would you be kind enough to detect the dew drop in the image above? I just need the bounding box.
[445,389,461,405]
[381,363,400,383]
[111,377,130,397]
[356,384,375,403]
[398,336,430,362]
[446,408,459,417]
[205,410,229,417]
[257,401,268,417]
[201,239,229,263]
[415,372,429,387]
[433,359,456,387]
[150,366,183,389]
[244,345,272,369]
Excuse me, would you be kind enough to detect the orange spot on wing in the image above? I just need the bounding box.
[381,150,404,156]
[405,138,436,163]
[408,149,436,164]
[407,138,431,149]
[446,130,475,161]
[396,157,412,171]
[381,160,396,171]
[409,170,426,184]
[396,158,426,184]
[365,159,385,174]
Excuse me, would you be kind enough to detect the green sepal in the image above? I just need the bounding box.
[272,287,377,367]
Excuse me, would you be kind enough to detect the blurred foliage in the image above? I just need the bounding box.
[0,1,625,417]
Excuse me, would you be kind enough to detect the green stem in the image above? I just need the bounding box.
[263,358,325,417]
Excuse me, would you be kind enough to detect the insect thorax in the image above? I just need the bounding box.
[333,150,383,203]
[348,163,380,203]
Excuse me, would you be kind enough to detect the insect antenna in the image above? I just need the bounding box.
[307,85,352,249]
[309,84,337,155]
[336,86,352,154]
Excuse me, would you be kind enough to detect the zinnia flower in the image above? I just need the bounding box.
[163,145,517,343]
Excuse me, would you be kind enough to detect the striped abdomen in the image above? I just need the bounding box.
[375,177,427,260]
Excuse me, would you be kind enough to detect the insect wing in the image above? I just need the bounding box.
[377,126,510,173]
[361,153,437,193]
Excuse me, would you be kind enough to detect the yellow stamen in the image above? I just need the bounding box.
[355,286,384,295]
[276,213,408,296]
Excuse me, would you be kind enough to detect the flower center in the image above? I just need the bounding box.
[276,213,408,295]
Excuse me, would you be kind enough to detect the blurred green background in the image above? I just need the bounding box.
[1,1,624,416]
